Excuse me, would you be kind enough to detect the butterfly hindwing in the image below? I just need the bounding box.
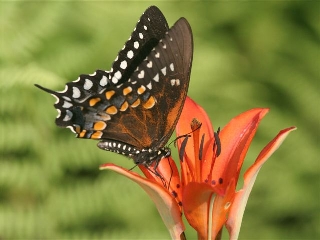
[35,6,169,133]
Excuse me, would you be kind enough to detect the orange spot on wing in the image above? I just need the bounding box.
[91,131,102,139]
[123,86,132,95]
[94,121,107,130]
[137,86,146,94]
[131,98,140,108]
[105,90,115,100]
[120,101,129,111]
[143,96,156,109]
[89,97,101,106]
[79,130,86,138]
[106,106,118,115]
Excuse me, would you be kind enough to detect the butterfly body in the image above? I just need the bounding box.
[35,6,193,167]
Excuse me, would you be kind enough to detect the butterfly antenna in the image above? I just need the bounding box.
[168,122,202,148]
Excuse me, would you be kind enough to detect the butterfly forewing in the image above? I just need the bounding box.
[125,18,193,149]
[79,18,193,150]
[109,6,169,85]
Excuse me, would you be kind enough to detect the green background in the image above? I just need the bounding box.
[1,1,319,239]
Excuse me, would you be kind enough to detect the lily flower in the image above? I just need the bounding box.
[100,97,296,240]
[176,97,296,239]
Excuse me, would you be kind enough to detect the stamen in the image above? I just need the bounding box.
[199,133,205,160]
[179,136,189,162]
[191,118,202,182]
[213,127,221,157]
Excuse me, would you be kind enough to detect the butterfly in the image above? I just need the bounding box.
[35,6,193,168]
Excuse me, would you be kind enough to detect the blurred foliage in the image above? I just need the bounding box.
[0,1,319,239]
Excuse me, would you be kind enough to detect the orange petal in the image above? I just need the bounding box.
[177,97,214,139]
[209,108,269,190]
[176,97,215,172]
[226,127,296,239]
[200,137,217,183]
[210,178,236,239]
[183,182,213,239]
[183,182,228,239]
[100,163,185,239]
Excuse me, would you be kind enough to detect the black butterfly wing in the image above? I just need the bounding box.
[93,18,193,149]
[109,18,193,149]
[35,9,193,151]
[109,6,169,85]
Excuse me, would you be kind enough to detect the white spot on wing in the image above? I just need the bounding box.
[134,41,139,49]
[84,79,93,90]
[100,75,108,86]
[153,73,159,82]
[143,25,147,30]
[112,76,118,84]
[146,82,152,89]
[120,60,127,69]
[138,70,145,79]
[127,50,134,59]
[170,79,180,86]
[115,71,122,79]
[63,110,73,121]
[155,52,160,58]
[139,33,143,39]
[62,101,73,108]
[161,67,167,76]
[147,61,152,68]
[62,96,71,102]
[170,63,174,71]
[72,87,81,98]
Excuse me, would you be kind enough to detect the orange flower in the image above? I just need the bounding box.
[177,97,296,239]
[100,97,296,239]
